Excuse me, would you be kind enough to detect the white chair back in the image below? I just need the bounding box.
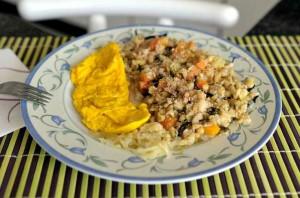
[18,0,239,33]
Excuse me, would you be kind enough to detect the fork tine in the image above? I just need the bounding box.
[21,92,49,103]
[20,94,48,105]
[27,85,52,96]
[20,96,46,105]
[0,89,46,105]
[23,88,52,100]
[14,82,52,96]
[13,86,51,101]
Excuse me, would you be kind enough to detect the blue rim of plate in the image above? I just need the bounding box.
[21,25,282,184]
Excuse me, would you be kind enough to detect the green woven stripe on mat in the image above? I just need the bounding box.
[231,36,274,197]
[3,131,29,198]
[0,36,299,198]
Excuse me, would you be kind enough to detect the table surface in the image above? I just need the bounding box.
[0,35,299,197]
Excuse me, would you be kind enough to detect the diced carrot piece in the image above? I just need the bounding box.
[204,124,220,137]
[149,38,160,50]
[187,66,201,80]
[139,73,149,82]
[196,79,207,89]
[138,73,150,93]
[196,60,207,70]
[187,60,207,80]
[139,81,149,93]
[160,117,177,130]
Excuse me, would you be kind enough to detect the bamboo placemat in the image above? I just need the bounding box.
[0,35,299,197]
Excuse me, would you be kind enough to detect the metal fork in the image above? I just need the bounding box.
[0,81,52,105]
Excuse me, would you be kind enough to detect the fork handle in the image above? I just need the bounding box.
[0,83,10,94]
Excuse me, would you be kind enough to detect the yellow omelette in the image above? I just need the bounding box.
[71,42,150,133]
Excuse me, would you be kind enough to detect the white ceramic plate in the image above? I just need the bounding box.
[21,25,281,184]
